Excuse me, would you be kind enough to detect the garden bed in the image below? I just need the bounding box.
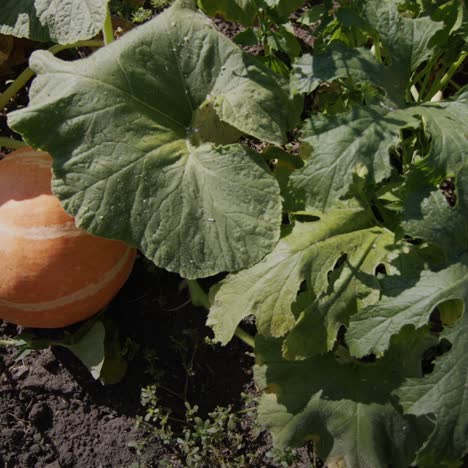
[1,0,467,466]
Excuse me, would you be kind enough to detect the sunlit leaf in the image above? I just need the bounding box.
[208,207,391,347]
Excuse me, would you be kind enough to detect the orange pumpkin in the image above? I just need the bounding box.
[0,148,136,328]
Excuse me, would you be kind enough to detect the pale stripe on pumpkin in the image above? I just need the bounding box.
[0,221,86,239]
[4,151,50,168]
[0,247,133,311]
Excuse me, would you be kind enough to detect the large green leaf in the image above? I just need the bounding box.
[396,312,468,464]
[347,253,468,357]
[8,0,301,279]
[363,0,444,76]
[291,44,402,105]
[290,105,419,212]
[208,207,393,346]
[283,227,394,359]
[255,329,435,468]
[0,0,108,44]
[291,89,468,213]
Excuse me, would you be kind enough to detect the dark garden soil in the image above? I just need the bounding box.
[0,257,315,467]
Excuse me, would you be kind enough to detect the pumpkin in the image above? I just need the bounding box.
[0,148,136,328]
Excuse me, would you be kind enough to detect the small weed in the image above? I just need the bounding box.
[110,0,174,24]
[150,0,174,10]
[129,322,309,466]
[131,7,153,24]
[134,382,305,467]
[121,337,141,361]
[142,348,165,381]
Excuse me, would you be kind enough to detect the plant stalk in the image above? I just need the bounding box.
[409,85,419,102]
[416,51,441,102]
[412,51,440,87]
[0,136,28,149]
[0,68,35,111]
[371,34,382,64]
[103,6,115,45]
[187,279,255,348]
[187,279,211,310]
[426,52,467,101]
[233,326,255,348]
[0,40,103,110]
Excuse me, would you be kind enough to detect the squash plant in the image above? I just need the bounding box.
[1,0,468,465]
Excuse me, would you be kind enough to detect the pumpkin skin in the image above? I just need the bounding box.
[0,148,136,328]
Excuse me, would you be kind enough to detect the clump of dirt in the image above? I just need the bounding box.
[0,345,152,467]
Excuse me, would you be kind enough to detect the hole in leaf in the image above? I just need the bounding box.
[334,254,347,271]
[404,236,424,246]
[421,338,452,375]
[312,79,384,116]
[389,148,403,174]
[293,214,320,223]
[437,298,463,326]
[439,177,457,207]
[400,127,415,140]
[301,93,315,120]
[391,125,431,172]
[429,307,444,334]
[190,103,244,146]
[239,135,266,154]
[374,263,387,276]
[327,254,347,284]
[298,280,308,295]
[371,204,384,223]
[336,325,347,347]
